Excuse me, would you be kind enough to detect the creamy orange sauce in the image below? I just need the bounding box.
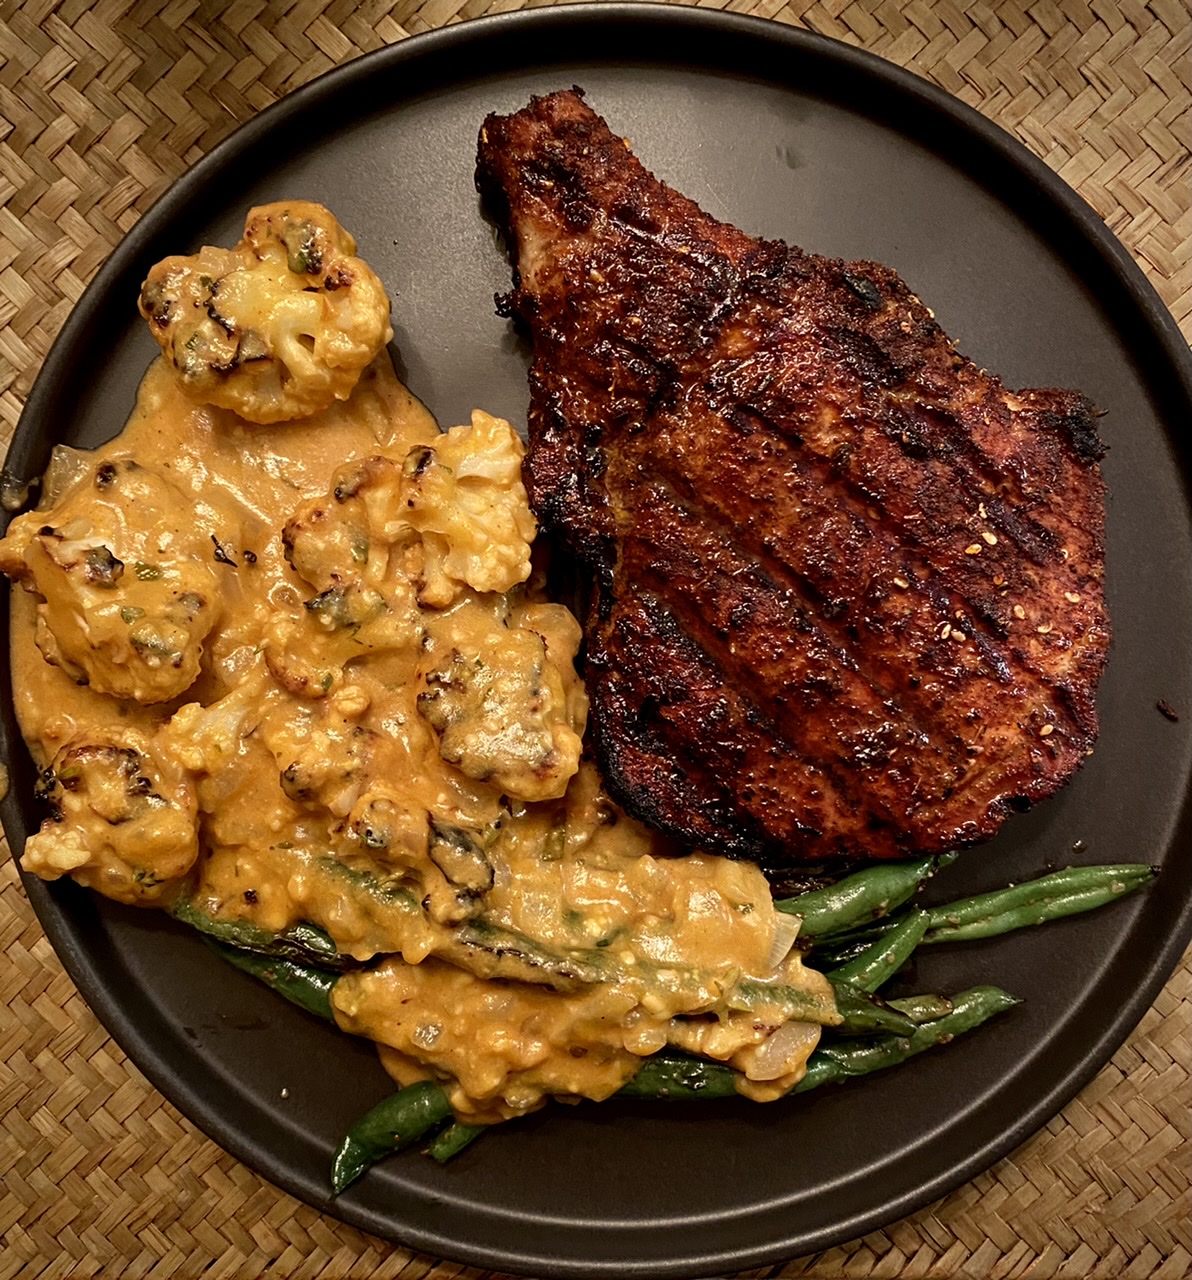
[3,210,836,1125]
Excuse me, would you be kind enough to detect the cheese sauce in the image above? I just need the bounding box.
[4,350,834,1125]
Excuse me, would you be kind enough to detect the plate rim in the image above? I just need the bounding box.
[3,5,1191,1276]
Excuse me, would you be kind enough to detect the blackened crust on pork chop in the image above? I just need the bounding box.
[476,89,1109,868]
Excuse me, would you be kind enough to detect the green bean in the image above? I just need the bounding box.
[807,862,1156,962]
[829,983,918,1036]
[885,993,954,1024]
[427,1122,488,1163]
[801,921,899,969]
[921,864,1156,944]
[775,854,953,936]
[205,939,338,1021]
[319,859,618,989]
[298,861,1157,1187]
[338,1055,742,1188]
[173,899,353,970]
[818,907,912,945]
[725,978,843,1027]
[793,1051,845,1093]
[793,985,1020,1093]
[618,1052,740,1101]
[826,910,929,992]
[454,916,609,988]
[316,857,423,913]
[331,1081,454,1193]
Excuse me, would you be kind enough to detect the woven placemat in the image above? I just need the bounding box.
[1,1,1189,1276]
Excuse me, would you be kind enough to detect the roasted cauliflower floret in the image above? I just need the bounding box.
[258,695,379,817]
[281,494,373,594]
[138,201,392,424]
[265,464,428,698]
[263,580,421,699]
[417,603,585,802]
[278,413,535,614]
[266,413,540,697]
[344,786,493,925]
[160,668,273,775]
[23,729,200,905]
[401,411,537,601]
[0,460,219,703]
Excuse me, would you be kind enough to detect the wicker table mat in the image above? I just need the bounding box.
[1,0,1189,1276]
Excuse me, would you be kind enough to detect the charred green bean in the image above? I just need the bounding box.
[827,910,929,992]
[173,899,352,970]
[829,983,918,1036]
[618,1052,740,1101]
[775,854,952,936]
[885,993,955,1024]
[332,1081,454,1194]
[726,977,843,1027]
[206,939,338,1021]
[801,921,898,968]
[427,1122,488,1163]
[794,985,1020,1093]
[921,864,1156,943]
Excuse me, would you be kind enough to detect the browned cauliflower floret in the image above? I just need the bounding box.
[344,786,494,925]
[0,460,219,703]
[285,413,536,610]
[262,461,427,698]
[417,603,586,802]
[259,694,379,817]
[138,201,392,424]
[23,729,200,905]
[263,580,421,699]
[281,491,373,593]
[400,411,537,602]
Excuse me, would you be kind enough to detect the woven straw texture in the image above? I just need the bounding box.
[1,0,1189,1276]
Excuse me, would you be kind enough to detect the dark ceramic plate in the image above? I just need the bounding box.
[3,7,1191,1276]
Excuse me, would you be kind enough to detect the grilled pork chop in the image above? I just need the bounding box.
[476,90,1109,867]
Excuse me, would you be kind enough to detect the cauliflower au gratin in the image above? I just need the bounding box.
[2,209,833,1128]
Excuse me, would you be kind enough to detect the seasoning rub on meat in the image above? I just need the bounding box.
[476,89,1109,869]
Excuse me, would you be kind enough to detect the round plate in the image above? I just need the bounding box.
[3,7,1191,1277]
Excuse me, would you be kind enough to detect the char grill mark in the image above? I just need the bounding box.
[477,89,1109,866]
[617,480,923,833]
